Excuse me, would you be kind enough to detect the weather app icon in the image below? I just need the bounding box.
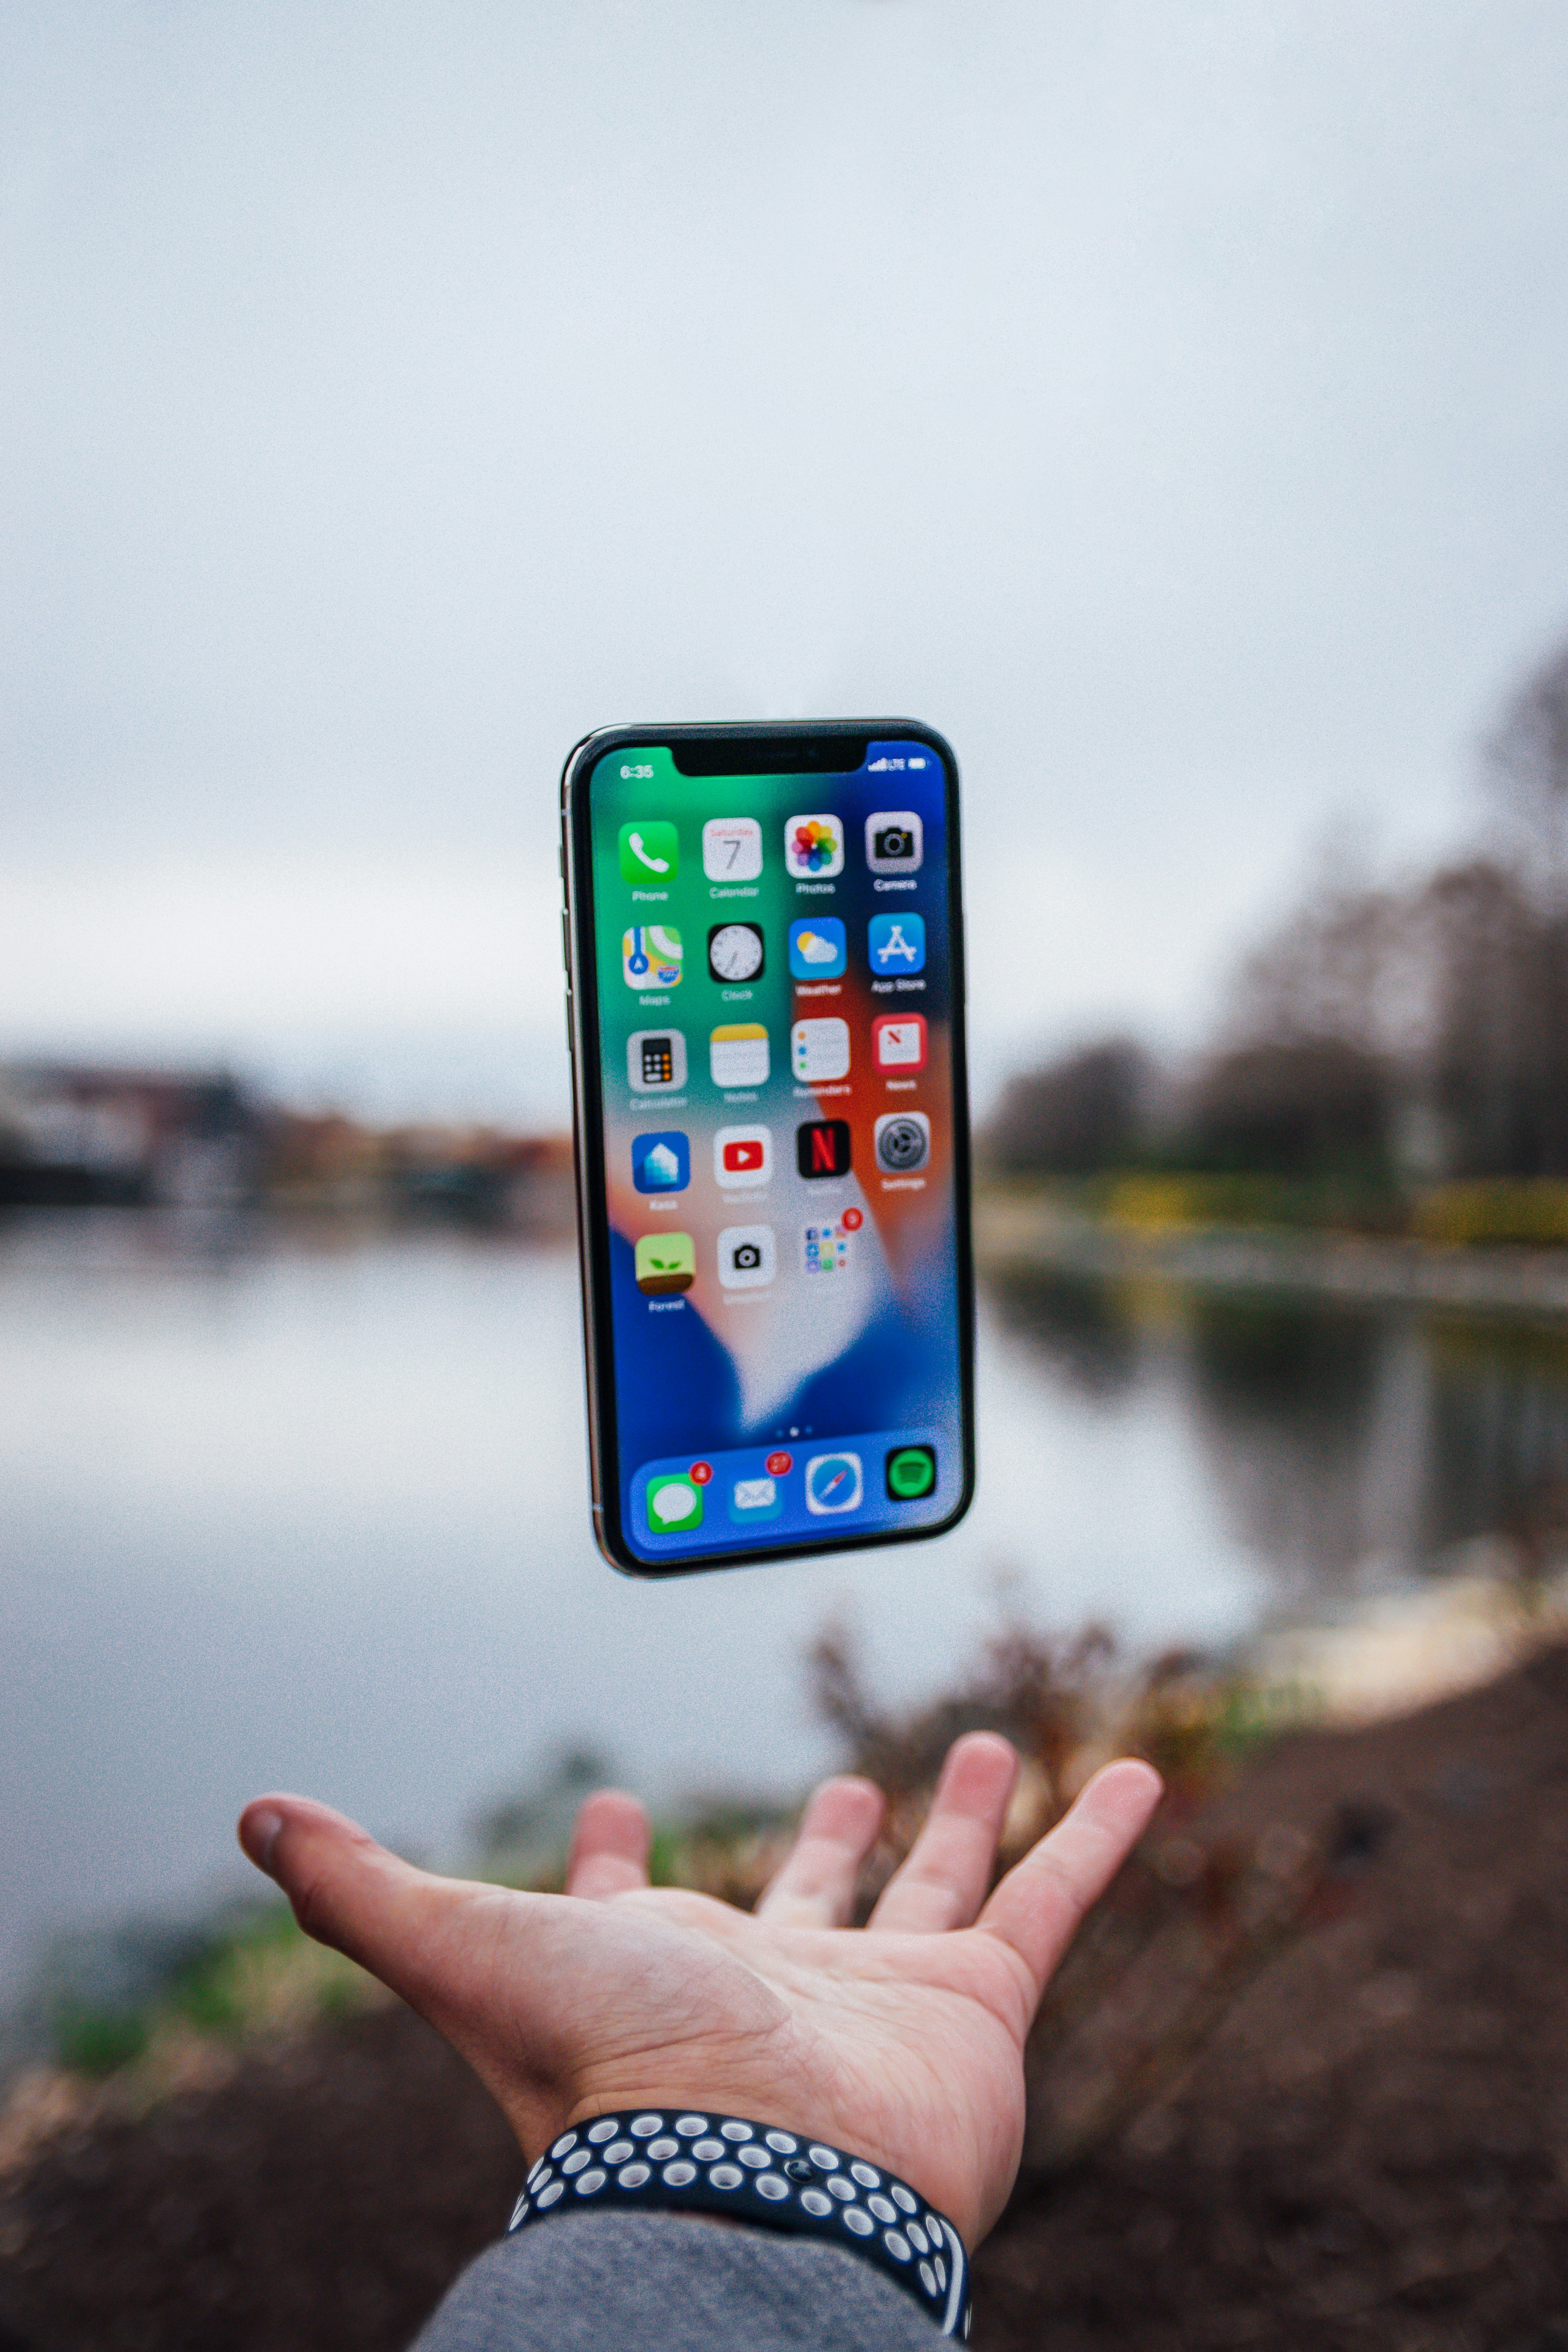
[789,917,846,978]
[632,1131,690,1193]
[867,912,926,976]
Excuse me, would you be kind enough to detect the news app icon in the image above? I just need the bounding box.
[713,1125,772,1188]
[628,1030,687,1092]
[796,1119,851,1179]
[717,1225,776,1289]
[872,1013,927,1072]
[632,1131,689,1193]
[784,814,845,878]
[702,817,763,881]
[867,912,926,976]
[865,812,923,874]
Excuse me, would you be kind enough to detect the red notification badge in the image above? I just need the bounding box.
[765,1451,793,1477]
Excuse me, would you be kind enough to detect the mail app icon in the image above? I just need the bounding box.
[729,1474,781,1523]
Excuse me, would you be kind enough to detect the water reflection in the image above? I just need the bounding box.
[4,1213,1565,1990]
[994,1269,1568,1600]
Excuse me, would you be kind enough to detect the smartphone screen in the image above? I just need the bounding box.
[563,724,973,1573]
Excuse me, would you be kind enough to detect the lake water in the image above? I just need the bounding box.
[5,1213,1565,1989]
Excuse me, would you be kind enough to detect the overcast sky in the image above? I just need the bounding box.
[4,1,1567,1121]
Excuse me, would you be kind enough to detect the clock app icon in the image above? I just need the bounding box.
[708,922,765,984]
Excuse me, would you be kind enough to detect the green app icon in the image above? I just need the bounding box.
[886,1445,936,1501]
[619,821,679,885]
[647,1475,703,1532]
[635,1230,695,1294]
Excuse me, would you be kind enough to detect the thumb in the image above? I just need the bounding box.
[238,1792,494,2012]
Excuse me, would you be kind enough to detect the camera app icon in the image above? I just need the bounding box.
[865,812,923,874]
[717,1225,776,1288]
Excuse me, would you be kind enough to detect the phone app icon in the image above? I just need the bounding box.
[714,1124,772,1188]
[796,1118,851,1178]
[710,1023,769,1087]
[784,814,844,878]
[789,918,846,979]
[886,1444,936,1501]
[703,818,762,881]
[634,1231,695,1294]
[628,1030,688,1091]
[632,1131,690,1192]
[718,1224,776,1288]
[791,1017,851,1083]
[728,1474,782,1523]
[865,812,923,874]
[708,921,764,984]
[805,1451,863,1514]
[872,1013,927,1071]
[802,1219,853,1274]
[875,1111,930,1172]
[619,822,679,884]
[646,1474,702,1532]
[622,924,683,989]
[867,912,926,976]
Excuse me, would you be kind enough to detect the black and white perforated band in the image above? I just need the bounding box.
[508,2108,971,2338]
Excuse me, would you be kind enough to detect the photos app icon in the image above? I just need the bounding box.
[784,814,844,878]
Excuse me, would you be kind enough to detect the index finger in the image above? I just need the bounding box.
[975,1759,1162,2008]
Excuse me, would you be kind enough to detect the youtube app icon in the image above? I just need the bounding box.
[713,1124,773,1189]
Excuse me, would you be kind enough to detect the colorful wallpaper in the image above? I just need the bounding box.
[587,740,964,1564]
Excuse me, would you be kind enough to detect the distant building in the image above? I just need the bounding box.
[0,1065,263,1207]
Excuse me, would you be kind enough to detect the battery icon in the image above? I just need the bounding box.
[908,757,927,768]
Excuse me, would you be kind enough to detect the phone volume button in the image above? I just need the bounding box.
[564,993,575,1056]
[561,911,572,974]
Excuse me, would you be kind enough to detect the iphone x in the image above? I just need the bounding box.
[560,720,974,1574]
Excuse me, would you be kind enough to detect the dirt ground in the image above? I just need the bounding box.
[2,1645,1566,2352]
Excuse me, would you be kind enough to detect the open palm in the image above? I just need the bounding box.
[240,1735,1160,2247]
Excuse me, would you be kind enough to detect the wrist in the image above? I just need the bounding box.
[513,2105,971,2339]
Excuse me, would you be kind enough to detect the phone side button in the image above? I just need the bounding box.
[564,993,575,1056]
[560,909,572,974]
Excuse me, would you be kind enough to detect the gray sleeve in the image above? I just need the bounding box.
[410,2210,944,2352]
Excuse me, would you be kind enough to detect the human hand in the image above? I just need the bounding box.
[238,1736,1160,2247]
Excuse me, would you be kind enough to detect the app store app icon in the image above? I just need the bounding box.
[867,912,926,975]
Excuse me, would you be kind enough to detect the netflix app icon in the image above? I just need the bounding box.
[796,1120,852,1180]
